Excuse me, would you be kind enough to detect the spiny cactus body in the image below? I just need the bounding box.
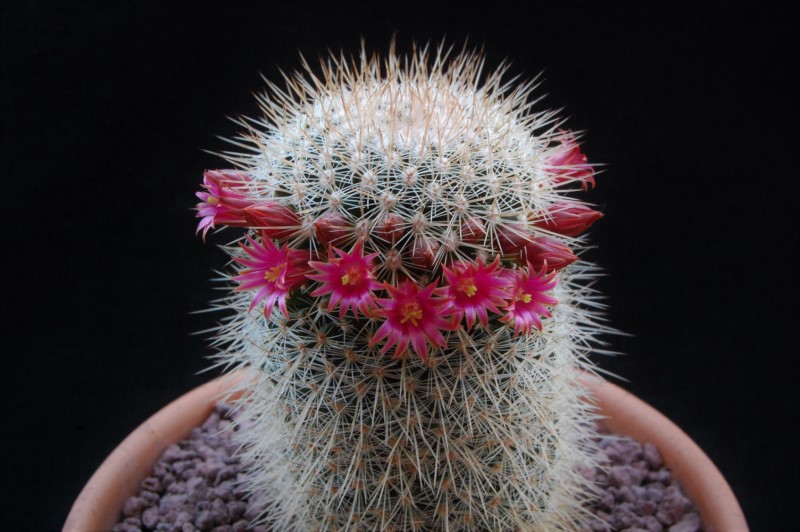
[197,43,609,530]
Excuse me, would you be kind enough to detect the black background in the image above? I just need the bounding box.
[3,2,796,530]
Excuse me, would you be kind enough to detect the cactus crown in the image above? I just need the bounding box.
[197,42,608,530]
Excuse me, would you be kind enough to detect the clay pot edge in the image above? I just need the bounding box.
[581,374,747,531]
[64,373,748,531]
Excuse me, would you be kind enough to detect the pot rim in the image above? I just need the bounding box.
[64,373,747,531]
[582,374,747,531]
[63,373,245,532]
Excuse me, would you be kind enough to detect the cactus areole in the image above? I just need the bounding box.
[195,43,610,530]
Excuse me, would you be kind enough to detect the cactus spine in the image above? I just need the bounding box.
[196,43,609,530]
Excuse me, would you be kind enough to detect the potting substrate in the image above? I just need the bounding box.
[112,402,702,532]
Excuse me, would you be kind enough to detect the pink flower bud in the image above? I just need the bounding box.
[496,223,531,254]
[410,236,440,268]
[518,236,578,272]
[314,211,352,245]
[532,202,602,237]
[461,216,486,244]
[244,202,301,241]
[376,213,406,244]
[548,131,595,190]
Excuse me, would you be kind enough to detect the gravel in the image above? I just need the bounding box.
[579,435,702,532]
[113,403,702,532]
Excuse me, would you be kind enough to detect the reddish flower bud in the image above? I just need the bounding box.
[461,216,486,244]
[314,211,352,245]
[376,213,406,244]
[244,202,301,241]
[548,131,595,190]
[496,223,532,254]
[410,236,440,268]
[532,202,602,237]
[519,236,578,272]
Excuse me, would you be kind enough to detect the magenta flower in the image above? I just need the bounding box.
[548,131,595,190]
[371,280,454,361]
[308,240,382,319]
[234,233,310,317]
[196,169,301,241]
[442,257,510,330]
[195,169,254,238]
[501,264,559,335]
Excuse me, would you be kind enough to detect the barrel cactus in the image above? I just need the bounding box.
[196,43,608,530]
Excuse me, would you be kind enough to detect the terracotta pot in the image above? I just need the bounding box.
[64,374,748,531]
[587,377,748,531]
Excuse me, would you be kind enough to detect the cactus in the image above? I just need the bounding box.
[196,42,610,530]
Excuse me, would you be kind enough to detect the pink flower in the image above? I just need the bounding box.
[501,264,559,335]
[195,170,254,238]
[308,240,382,319]
[532,202,603,237]
[195,169,301,241]
[442,257,510,330]
[518,236,578,273]
[234,233,310,317]
[371,280,454,361]
[548,131,595,190]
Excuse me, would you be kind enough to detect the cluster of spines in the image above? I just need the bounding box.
[207,306,604,531]
[197,43,607,531]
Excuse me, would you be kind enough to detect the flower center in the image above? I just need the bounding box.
[456,277,478,298]
[341,266,363,286]
[514,288,532,304]
[400,302,423,326]
[207,196,219,204]
[264,263,286,283]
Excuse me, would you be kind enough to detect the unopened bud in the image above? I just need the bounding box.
[244,202,301,240]
[532,202,602,237]
[376,213,406,244]
[496,223,531,254]
[461,216,486,244]
[314,211,351,245]
[548,132,595,190]
[519,236,578,272]
[410,236,440,268]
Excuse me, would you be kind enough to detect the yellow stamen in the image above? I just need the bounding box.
[208,196,219,204]
[515,289,532,304]
[264,263,286,282]
[400,302,423,327]
[341,267,362,286]
[456,277,478,298]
